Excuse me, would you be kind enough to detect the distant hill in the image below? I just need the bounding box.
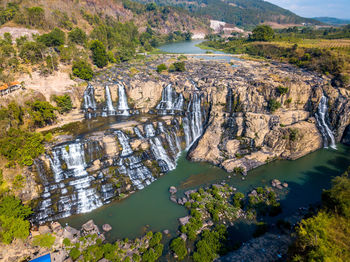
[313,17,350,26]
[134,0,320,28]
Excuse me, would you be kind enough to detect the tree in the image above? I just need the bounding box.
[28,100,57,127]
[250,25,274,41]
[90,40,108,68]
[169,62,185,72]
[0,196,32,244]
[72,59,93,80]
[68,27,87,45]
[170,237,187,260]
[38,28,65,47]
[52,94,73,113]
[156,64,167,73]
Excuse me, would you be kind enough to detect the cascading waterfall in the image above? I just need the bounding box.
[156,84,185,114]
[83,84,97,118]
[104,85,116,116]
[116,130,154,189]
[315,95,336,149]
[35,140,111,223]
[117,82,130,116]
[134,127,144,139]
[190,92,203,142]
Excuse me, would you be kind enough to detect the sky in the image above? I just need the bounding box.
[266,0,350,19]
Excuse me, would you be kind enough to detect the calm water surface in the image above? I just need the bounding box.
[62,40,350,242]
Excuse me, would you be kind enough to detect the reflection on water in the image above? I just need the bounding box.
[63,145,350,241]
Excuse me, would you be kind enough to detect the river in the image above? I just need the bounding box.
[63,41,350,243]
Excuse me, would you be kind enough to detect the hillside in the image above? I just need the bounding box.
[313,17,350,26]
[133,0,320,28]
[0,0,209,84]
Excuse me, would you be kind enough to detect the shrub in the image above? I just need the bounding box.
[289,128,299,141]
[28,100,57,127]
[156,63,167,73]
[68,27,87,45]
[38,28,65,47]
[72,60,93,80]
[170,237,187,260]
[268,99,281,112]
[277,85,288,95]
[90,40,108,68]
[52,94,73,113]
[250,25,274,41]
[12,174,25,190]
[69,247,81,260]
[170,62,186,72]
[32,233,56,248]
[0,195,32,244]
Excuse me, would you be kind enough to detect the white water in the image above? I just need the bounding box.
[117,82,130,116]
[315,95,336,149]
[105,85,116,115]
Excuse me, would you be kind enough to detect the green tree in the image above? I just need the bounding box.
[52,94,73,113]
[68,27,87,45]
[250,25,275,41]
[72,59,93,80]
[170,237,187,260]
[0,195,32,244]
[38,28,65,47]
[90,40,108,68]
[28,100,57,127]
[268,99,281,112]
[156,64,167,73]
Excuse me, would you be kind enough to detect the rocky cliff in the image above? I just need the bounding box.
[31,56,350,223]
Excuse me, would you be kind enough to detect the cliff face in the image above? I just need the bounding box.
[30,56,350,222]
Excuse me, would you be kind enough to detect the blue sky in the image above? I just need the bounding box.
[266,0,350,19]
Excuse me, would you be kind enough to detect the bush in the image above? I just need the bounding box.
[170,237,187,260]
[28,100,57,127]
[156,63,167,73]
[0,128,45,166]
[268,99,281,112]
[38,28,65,47]
[90,40,108,68]
[68,27,87,45]
[277,85,289,95]
[170,62,186,72]
[0,195,32,244]
[250,25,274,41]
[72,60,93,80]
[69,247,81,260]
[52,94,73,113]
[32,233,56,248]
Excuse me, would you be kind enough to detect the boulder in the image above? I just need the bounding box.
[38,225,51,234]
[169,186,177,194]
[102,224,112,232]
[179,216,190,226]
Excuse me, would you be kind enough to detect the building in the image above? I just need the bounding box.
[0,81,22,96]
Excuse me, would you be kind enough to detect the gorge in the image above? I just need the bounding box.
[28,43,350,242]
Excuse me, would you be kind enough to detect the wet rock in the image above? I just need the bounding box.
[38,225,51,234]
[271,179,281,187]
[163,229,170,235]
[170,195,177,203]
[282,183,288,188]
[102,224,112,232]
[179,216,190,226]
[180,233,187,241]
[184,189,196,198]
[169,186,177,194]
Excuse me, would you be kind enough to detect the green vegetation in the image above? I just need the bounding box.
[68,27,87,45]
[201,24,350,88]
[52,94,73,113]
[72,60,94,80]
[192,225,227,262]
[90,40,108,68]
[32,233,56,248]
[250,25,275,41]
[277,85,289,95]
[0,195,32,244]
[290,169,350,261]
[170,237,187,260]
[29,100,57,127]
[169,61,186,72]
[156,63,167,73]
[268,99,281,112]
[38,28,65,47]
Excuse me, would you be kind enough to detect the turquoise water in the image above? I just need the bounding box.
[62,41,350,243]
[63,144,350,241]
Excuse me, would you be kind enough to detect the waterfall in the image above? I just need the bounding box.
[104,85,116,115]
[227,88,233,113]
[150,137,176,171]
[83,84,97,118]
[156,84,185,114]
[174,93,184,111]
[35,140,110,223]
[182,117,192,149]
[134,127,144,139]
[116,130,134,157]
[315,95,336,149]
[117,82,130,116]
[190,93,203,142]
[145,123,157,138]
